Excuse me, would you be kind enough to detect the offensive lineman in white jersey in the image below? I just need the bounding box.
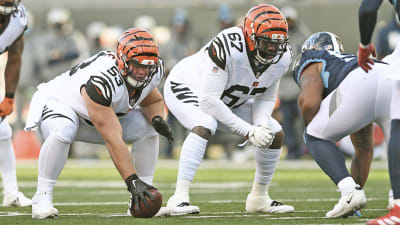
[0,0,31,207]
[159,4,294,216]
[24,28,173,219]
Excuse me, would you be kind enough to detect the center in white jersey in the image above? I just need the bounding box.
[36,51,164,121]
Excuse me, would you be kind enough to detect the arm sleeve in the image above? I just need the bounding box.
[199,59,252,137]
[359,0,384,46]
[252,80,280,126]
[85,76,113,107]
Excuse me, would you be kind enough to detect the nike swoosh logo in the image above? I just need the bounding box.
[132,180,136,189]
[347,195,353,204]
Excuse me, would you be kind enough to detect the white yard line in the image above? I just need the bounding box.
[39,197,385,206]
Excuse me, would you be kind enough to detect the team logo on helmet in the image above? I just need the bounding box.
[243,4,289,66]
[116,28,159,90]
[0,0,20,16]
[301,32,344,53]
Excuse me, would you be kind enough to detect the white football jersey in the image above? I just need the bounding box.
[38,51,164,121]
[0,4,27,54]
[171,26,291,109]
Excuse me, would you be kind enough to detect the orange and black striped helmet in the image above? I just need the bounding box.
[0,0,20,15]
[116,28,159,88]
[243,4,289,65]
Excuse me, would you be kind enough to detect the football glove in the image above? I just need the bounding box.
[357,43,376,73]
[248,125,275,148]
[152,116,174,144]
[125,174,155,211]
[0,97,14,117]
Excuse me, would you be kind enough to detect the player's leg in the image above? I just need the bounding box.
[349,123,373,188]
[368,80,400,225]
[228,101,294,213]
[161,76,217,215]
[246,119,294,213]
[0,120,32,207]
[31,100,79,219]
[305,68,383,217]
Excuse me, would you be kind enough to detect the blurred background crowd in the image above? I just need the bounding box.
[3,0,399,162]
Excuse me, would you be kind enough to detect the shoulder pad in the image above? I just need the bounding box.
[85,75,113,106]
[208,36,227,70]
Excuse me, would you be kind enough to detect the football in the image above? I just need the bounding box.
[130,188,162,218]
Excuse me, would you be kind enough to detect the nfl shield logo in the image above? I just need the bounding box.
[212,67,219,73]
[252,82,259,87]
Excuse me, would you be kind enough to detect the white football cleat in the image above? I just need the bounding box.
[326,188,367,218]
[2,192,32,207]
[164,193,200,216]
[245,193,295,213]
[388,189,394,210]
[154,207,171,217]
[32,193,58,219]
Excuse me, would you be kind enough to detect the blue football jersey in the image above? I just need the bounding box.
[293,50,384,99]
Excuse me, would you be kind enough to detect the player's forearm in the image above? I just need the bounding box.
[358,0,383,46]
[4,53,22,94]
[200,95,252,136]
[103,136,136,180]
[298,94,320,126]
[140,98,165,123]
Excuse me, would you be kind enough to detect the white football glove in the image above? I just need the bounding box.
[248,125,275,148]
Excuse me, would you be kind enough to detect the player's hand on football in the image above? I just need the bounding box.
[248,125,275,148]
[152,115,174,144]
[125,174,154,211]
[358,43,376,73]
[0,97,14,117]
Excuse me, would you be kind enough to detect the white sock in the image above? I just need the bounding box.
[394,199,400,206]
[131,135,159,185]
[36,134,70,196]
[175,178,192,195]
[250,180,270,199]
[337,176,357,196]
[0,138,18,195]
[36,176,56,195]
[177,132,207,182]
[254,147,281,187]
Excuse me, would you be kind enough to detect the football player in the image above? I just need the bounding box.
[357,1,400,224]
[294,32,393,218]
[24,28,173,219]
[158,4,295,216]
[0,0,32,207]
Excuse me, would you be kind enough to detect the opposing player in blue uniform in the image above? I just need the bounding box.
[293,32,393,218]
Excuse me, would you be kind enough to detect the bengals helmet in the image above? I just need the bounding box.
[116,28,159,89]
[301,32,344,53]
[243,4,289,65]
[0,0,20,15]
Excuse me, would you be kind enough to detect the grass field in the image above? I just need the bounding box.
[0,159,391,225]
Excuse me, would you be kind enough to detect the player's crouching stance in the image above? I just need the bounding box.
[157,4,294,217]
[293,32,393,218]
[24,28,173,219]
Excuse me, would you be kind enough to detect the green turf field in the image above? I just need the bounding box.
[0,159,391,225]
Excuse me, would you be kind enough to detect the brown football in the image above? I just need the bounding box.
[130,189,162,218]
